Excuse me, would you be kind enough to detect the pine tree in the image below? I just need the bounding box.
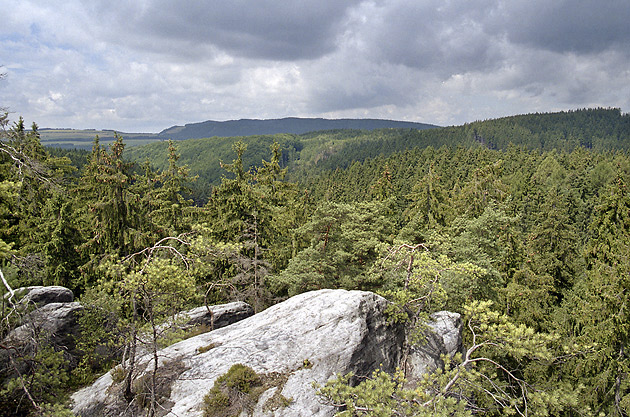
[318,300,579,416]
[270,200,393,297]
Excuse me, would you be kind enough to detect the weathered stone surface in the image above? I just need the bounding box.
[6,285,74,306]
[1,301,85,379]
[2,286,79,364]
[71,289,406,417]
[177,301,255,330]
[405,311,463,383]
[5,302,84,354]
[429,311,463,358]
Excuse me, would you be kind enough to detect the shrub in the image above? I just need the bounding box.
[203,364,263,417]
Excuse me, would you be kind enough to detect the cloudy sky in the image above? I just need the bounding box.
[1,0,629,132]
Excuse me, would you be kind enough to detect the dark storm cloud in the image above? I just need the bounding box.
[491,0,630,55]
[353,0,630,77]
[351,0,506,75]
[92,0,363,61]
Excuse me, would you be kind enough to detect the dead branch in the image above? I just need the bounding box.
[124,235,192,273]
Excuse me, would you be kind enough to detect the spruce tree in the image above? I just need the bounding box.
[558,173,630,415]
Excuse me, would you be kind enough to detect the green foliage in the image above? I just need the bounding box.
[270,200,393,296]
[109,365,126,384]
[73,285,127,383]
[0,179,18,258]
[196,343,217,354]
[124,109,630,203]
[199,141,304,309]
[39,192,84,289]
[203,364,264,417]
[126,134,299,203]
[202,364,294,417]
[39,402,76,417]
[0,345,70,417]
[318,300,580,416]
[374,244,485,334]
[2,108,630,414]
[0,118,76,289]
[555,173,630,416]
[219,363,261,393]
[77,134,139,260]
[143,140,195,237]
[317,369,411,417]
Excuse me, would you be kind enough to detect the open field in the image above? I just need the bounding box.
[39,128,160,149]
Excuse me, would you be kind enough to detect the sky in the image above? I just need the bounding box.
[1,0,630,133]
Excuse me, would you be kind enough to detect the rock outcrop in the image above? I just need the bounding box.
[2,285,253,363]
[1,301,85,370]
[71,289,464,417]
[2,285,80,366]
[5,285,74,306]
[405,311,463,383]
[176,301,255,330]
[5,302,84,350]
[72,289,408,417]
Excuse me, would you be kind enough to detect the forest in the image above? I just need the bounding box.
[1,107,630,416]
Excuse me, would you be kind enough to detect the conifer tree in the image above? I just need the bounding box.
[271,200,393,296]
[206,140,257,244]
[79,134,137,258]
[558,173,630,415]
[147,140,194,237]
[400,164,449,243]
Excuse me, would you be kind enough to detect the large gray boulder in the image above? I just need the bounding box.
[5,285,74,306]
[1,301,85,382]
[71,289,407,417]
[4,302,84,357]
[2,286,79,365]
[176,301,255,330]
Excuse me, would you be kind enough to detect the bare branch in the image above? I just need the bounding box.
[0,141,53,184]
[7,354,41,413]
[124,235,192,273]
[0,267,16,308]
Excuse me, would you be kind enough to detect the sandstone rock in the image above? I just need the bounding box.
[71,289,406,417]
[177,301,254,330]
[429,311,463,358]
[1,301,85,383]
[405,311,463,383]
[4,302,84,357]
[6,285,74,306]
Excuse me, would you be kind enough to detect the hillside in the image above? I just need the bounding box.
[3,107,630,416]
[38,117,438,149]
[158,117,438,140]
[125,108,630,203]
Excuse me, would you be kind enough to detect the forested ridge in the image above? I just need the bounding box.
[1,108,630,416]
[124,107,630,202]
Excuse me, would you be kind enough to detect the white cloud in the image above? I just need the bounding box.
[0,0,629,132]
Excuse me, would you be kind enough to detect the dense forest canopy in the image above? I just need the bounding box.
[1,108,630,416]
[123,107,630,202]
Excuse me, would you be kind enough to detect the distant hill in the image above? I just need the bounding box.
[157,117,438,140]
[38,118,438,149]
[122,108,630,203]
